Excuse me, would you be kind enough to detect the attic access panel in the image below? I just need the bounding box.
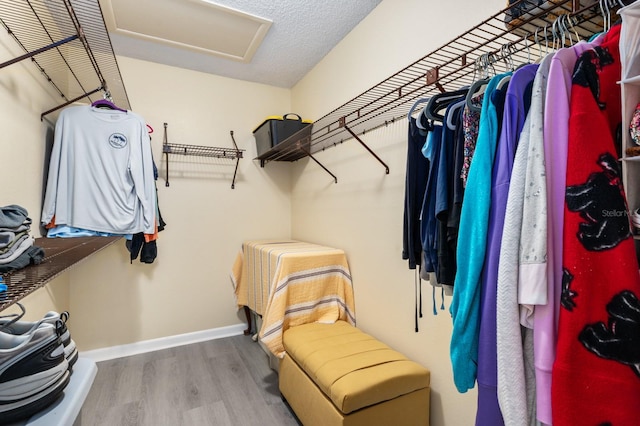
[100,0,272,63]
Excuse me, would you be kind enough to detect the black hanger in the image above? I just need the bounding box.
[424,87,468,122]
[464,78,490,113]
[91,99,127,113]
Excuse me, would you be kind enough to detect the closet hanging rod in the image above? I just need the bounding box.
[41,86,103,120]
[0,33,78,69]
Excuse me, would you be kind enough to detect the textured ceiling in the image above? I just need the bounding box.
[101,0,382,88]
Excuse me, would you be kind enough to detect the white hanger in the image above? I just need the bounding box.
[497,74,511,90]
[407,97,430,120]
[564,14,580,45]
[598,0,611,33]
[446,99,466,130]
[534,27,543,62]
[608,0,624,14]
[465,53,492,112]
[501,43,516,72]
[551,16,560,50]
[523,33,532,64]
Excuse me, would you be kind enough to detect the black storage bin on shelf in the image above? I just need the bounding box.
[253,113,312,160]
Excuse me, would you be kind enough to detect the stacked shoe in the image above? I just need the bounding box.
[0,310,78,368]
[0,321,69,424]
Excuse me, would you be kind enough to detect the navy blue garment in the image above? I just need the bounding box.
[402,117,430,270]
[435,103,462,286]
[448,105,466,258]
[420,125,443,276]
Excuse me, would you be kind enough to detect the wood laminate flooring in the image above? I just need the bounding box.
[76,335,300,426]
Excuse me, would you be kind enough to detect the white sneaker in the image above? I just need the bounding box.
[0,322,69,423]
[0,308,78,368]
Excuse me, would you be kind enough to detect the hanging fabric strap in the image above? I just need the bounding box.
[419,272,423,318]
[414,268,420,332]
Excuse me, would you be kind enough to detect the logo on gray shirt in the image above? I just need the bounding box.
[109,133,128,149]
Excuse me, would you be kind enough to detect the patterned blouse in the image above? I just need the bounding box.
[461,93,484,187]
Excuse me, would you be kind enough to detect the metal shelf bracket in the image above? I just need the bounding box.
[298,145,338,184]
[343,125,390,174]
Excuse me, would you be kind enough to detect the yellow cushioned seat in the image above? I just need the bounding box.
[282,321,430,420]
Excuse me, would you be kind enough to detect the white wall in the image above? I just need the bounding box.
[290,0,505,424]
[67,56,294,350]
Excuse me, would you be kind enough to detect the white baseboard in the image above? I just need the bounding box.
[79,323,247,363]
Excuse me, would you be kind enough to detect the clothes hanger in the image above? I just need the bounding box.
[424,87,469,122]
[496,74,512,90]
[91,99,127,112]
[446,99,466,131]
[551,16,560,51]
[407,97,432,131]
[495,44,514,90]
[407,97,430,120]
[534,27,542,62]
[92,98,127,113]
[416,104,432,130]
[91,90,127,113]
[608,0,624,20]
[501,43,516,72]
[465,80,489,113]
[506,41,530,71]
[543,24,549,56]
[557,15,567,48]
[599,0,611,32]
[465,54,492,113]
[562,14,580,46]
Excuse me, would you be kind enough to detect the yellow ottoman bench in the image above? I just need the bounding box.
[279,321,430,426]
